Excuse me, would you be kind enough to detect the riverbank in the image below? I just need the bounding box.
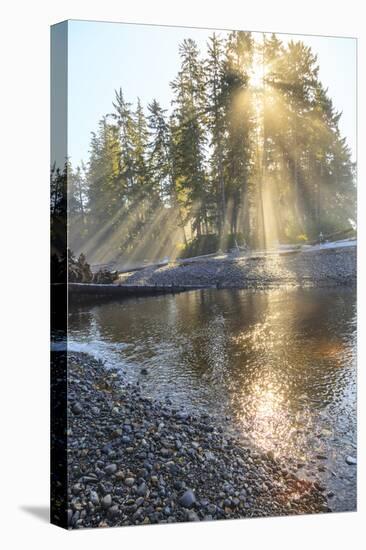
[118,245,356,289]
[67,352,329,529]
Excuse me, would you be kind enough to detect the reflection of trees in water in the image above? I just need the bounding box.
[69,289,355,434]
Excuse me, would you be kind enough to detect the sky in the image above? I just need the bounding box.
[68,20,357,166]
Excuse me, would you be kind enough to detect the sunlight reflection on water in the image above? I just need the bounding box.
[67,286,356,511]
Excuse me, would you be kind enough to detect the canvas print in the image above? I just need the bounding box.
[51,20,357,529]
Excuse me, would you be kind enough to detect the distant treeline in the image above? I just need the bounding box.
[51,32,355,263]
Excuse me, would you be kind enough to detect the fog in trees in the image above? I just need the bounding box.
[66,32,356,265]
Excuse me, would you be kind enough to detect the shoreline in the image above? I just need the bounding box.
[66,352,330,529]
[117,246,356,290]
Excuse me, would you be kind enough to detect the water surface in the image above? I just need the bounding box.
[68,287,357,511]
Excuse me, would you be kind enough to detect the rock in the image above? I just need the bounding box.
[124,477,135,487]
[205,451,215,461]
[65,352,333,528]
[140,368,148,375]
[176,411,189,421]
[136,482,147,496]
[206,503,217,515]
[72,483,82,495]
[186,510,200,521]
[71,402,83,415]
[105,464,118,475]
[160,448,171,457]
[90,491,99,505]
[345,456,357,465]
[107,505,119,519]
[101,494,112,509]
[71,510,80,526]
[179,489,196,508]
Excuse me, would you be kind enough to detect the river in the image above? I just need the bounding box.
[67,287,357,512]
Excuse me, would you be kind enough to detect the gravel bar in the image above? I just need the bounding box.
[118,247,356,289]
[66,352,330,529]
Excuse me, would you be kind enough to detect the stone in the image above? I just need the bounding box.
[105,463,118,475]
[72,402,83,415]
[101,494,112,509]
[72,483,82,495]
[206,504,217,515]
[107,505,119,519]
[179,489,196,508]
[346,456,357,465]
[90,491,99,505]
[125,477,135,487]
[140,368,148,375]
[136,482,147,496]
[186,510,200,521]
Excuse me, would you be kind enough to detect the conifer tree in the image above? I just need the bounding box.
[205,33,227,238]
[170,39,208,237]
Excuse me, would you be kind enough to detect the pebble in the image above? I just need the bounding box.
[119,248,356,290]
[179,489,196,508]
[186,511,200,521]
[64,352,332,529]
[72,402,83,415]
[124,477,135,487]
[90,491,100,505]
[101,494,112,509]
[136,482,147,496]
[107,505,119,519]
